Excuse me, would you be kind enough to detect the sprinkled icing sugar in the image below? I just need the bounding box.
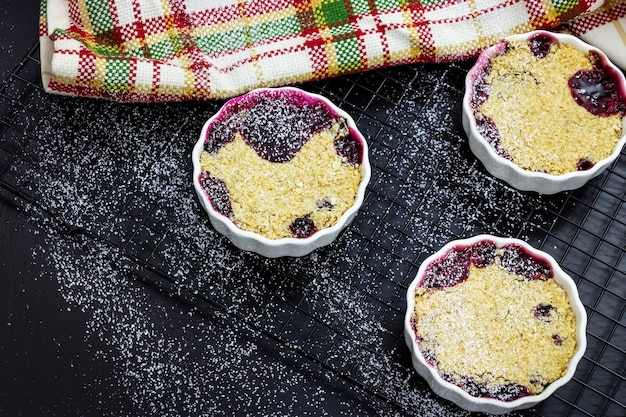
[9,62,546,417]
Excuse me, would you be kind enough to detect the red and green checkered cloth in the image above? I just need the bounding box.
[39,0,626,102]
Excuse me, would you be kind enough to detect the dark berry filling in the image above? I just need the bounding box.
[568,57,626,117]
[528,33,555,59]
[198,172,233,218]
[533,303,555,322]
[421,240,497,289]
[334,130,363,165]
[500,244,552,281]
[470,62,492,110]
[203,90,365,165]
[205,93,333,162]
[466,241,498,267]
[289,214,318,238]
[552,334,564,346]
[475,116,512,160]
[436,370,535,402]
[204,114,240,154]
[440,373,533,402]
[317,199,335,210]
[470,59,513,162]
[242,100,332,162]
[576,157,595,171]
[423,241,552,287]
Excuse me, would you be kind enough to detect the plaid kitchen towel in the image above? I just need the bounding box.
[568,0,626,69]
[39,0,624,102]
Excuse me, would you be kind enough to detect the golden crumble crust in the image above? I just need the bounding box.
[480,40,623,175]
[200,121,363,240]
[413,253,577,396]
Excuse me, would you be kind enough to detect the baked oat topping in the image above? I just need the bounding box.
[413,243,577,401]
[472,34,625,175]
[200,119,363,240]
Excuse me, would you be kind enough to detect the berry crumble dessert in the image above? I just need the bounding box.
[197,88,365,240]
[411,239,578,401]
[469,32,626,175]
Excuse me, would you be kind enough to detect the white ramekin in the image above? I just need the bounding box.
[463,30,626,194]
[192,87,370,258]
[404,234,587,414]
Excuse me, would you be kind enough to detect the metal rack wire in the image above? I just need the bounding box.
[1,41,625,417]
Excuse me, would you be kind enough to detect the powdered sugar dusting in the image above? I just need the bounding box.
[8,62,552,416]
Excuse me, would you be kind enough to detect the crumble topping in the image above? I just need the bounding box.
[413,250,577,398]
[200,120,363,239]
[477,39,623,175]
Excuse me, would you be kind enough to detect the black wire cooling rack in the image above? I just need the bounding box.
[1,41,625,417]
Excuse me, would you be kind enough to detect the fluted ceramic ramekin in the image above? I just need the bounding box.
[405,234,587,414]
[463,30,626,194]
[192,87,370,258]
